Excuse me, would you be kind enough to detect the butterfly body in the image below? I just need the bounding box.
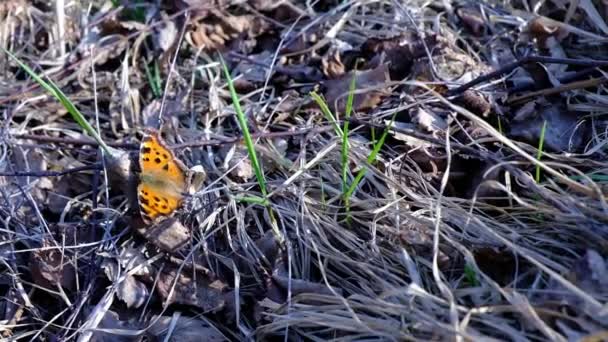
[138,131,188,224]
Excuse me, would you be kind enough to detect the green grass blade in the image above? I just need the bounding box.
[144,61,162,98]
[3,47,114,155]
[219,55,268,197]
[341,73,357,195]
[535,120,548,183]
[464,264,479,286]
[344,113,395,199]
[235,195,269,205]
[310,91,343,137]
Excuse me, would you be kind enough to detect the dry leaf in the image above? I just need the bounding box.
[136,217,191,253]
[457,6,485,36]
[30,238,75,290]
[323,64,390,113]
[90,309,137,342]
[361,31,439,79]
[412,107,448,134]
[222,145,254,181]
[156,265,226,311]
[544,250,608,325]
[158,17,178,52]
[146,314,227,341]
[510,102,588,152]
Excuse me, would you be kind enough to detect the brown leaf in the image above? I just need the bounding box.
[156,265,226,311]
[322,48,345,79]
[456,7,485,36]
[187,10,269,52]
[323,64,390,114]
[135,217,191,253]
[361,31,439,79]
[524,16,569,47]
[30,238,75,290]
[459,90,492,117]
[221,145,254,181]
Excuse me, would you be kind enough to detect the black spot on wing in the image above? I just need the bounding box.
[163,164,169,171]
[154,157,161,164]
[142,147,151,154]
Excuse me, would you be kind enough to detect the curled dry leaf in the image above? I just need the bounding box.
[524,16,569,47]
[456,6,485,36]
[221,145,254,181]
[322,48,346,79]
[187,10,270,52]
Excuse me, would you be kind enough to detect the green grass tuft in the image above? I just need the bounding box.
[144,61,163,98]
[219,55,268,201]
[2,47,116,155]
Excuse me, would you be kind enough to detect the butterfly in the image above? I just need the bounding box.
[138,130,189,224]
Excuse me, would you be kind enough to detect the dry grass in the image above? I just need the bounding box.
[1,0,607,341]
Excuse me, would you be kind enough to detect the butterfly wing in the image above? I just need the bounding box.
[138,131,188,224]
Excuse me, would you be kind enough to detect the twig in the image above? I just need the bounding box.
[446,55,608,96]
[507,76,608,104]
[14,133,136,149]
[0,164,102,177]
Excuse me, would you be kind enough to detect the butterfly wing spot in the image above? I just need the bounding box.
[138,184,181,221]
[138,131,189,223]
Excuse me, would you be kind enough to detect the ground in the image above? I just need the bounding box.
[1,0,607,341]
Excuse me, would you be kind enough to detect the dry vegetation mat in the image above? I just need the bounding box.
[1,0,608,341]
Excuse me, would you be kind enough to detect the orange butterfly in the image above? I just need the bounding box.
[138,130,189,224]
